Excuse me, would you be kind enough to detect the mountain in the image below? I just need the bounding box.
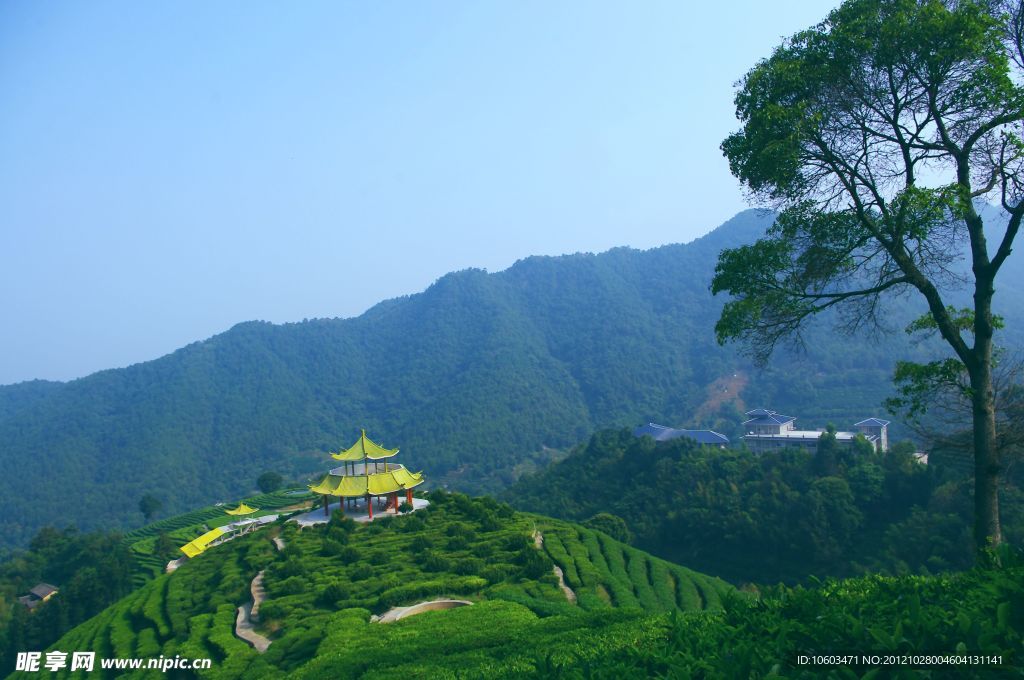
[0,209,1021,549]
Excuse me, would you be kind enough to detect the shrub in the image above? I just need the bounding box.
[337,547,361,565]
[422,553,452,573]
[398,502,413,514]
[276,576,308,596]
[315,583,350,608]
[582,513,633,544]
[321,539,348,557]
[410,536,433,553]
[454,558,484,576]
[350,565,374,581]
[518,549,552,580]
[480,564,513,584]
[400,517,426,533]
[328,511,357,532]
[446,536,470,551]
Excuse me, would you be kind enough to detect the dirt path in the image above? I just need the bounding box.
[235,570,271,652]
[272,536,285,551]
[532,530,577,604]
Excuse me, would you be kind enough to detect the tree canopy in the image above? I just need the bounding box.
[713,0,1024,551]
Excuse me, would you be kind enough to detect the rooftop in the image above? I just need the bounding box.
[743,409,796,426]
[633,423,729,446]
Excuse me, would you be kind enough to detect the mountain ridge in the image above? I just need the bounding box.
[0,208,1019,550]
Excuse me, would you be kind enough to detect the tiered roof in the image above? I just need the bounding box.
[330,430,399,460]
[310,431,424,498]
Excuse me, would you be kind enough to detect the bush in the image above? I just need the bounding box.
[328,511,357,532]
[321,539,348,557]
[446,536,470,551]
[350,565,374,581]
[315,583,350,608]
[410,536,433,553]
[454,558,484,576]
[400,517,426,533]
[518,549,552,580]
[422,553,452,573]
[337,547,361,565]
[582,513,633,544]
[398,502,413,514]
[480,564,514,584]
[276,576,308,596]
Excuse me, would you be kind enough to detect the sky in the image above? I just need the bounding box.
[0,1,838,385]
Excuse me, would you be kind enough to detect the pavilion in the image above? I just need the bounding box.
[308,430,424,519]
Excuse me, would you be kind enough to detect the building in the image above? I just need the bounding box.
[633,423,729,448]
[309,430,425,519]
[741,408,889,453]
[18,583,58,611]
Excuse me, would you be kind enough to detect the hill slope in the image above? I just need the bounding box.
[18,494,1024,678]
[32,493,733,679]
[1,209,1022,548]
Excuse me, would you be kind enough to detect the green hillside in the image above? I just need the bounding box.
[24,492,732,679]
[12,493,1024,679]
[1,209,1021,549]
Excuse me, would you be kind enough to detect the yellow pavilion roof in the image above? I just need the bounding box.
[330,430,399,461]
[225,503,258,516]
[180,527,225,558]
[308,468,424,497]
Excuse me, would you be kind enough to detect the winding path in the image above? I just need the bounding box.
[234,570,271,652]
[532,530,577,605]
[235,535,284,652]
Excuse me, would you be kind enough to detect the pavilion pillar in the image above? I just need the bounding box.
[406,489,413,506]
[391,492,398,513]
[323,495,329,517]
[366,494,373,519]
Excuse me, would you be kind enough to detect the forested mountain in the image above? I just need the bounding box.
[1,209,1021,549]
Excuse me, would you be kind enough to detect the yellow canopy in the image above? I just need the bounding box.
[225,503,258,516]
[180,527,225,558]
[309,469,424,498]
[330,429,399,461]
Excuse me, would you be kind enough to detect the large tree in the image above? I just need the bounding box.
[711,0,1024,551]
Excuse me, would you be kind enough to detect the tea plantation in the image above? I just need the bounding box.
[17,492,1023,678]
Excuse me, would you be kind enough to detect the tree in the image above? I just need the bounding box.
[257,471,284,494]
[712,0,1024,552]
[138,494,162,523]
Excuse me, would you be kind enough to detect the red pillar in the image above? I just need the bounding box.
[406,489,413,506]
[366,494,373,519]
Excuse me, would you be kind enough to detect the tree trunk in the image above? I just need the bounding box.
[969,340,1001,552]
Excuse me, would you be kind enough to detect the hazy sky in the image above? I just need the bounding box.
[0,1,837,385]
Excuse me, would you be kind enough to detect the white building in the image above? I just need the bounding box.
[741,408,889,453]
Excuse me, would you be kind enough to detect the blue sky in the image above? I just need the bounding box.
[0,1,836,385]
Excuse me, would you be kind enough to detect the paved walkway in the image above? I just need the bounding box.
[374,599,473,623]
[235,570,272,652]
[290,497,431,528]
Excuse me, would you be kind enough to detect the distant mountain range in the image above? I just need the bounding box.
[1,209,1021,549]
